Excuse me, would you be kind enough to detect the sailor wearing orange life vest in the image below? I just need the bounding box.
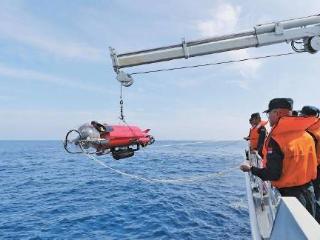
[302,105,320,223]
[243,118,254,141]
[240,98,318,217]
[246,113,267,157]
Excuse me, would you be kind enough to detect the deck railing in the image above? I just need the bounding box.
[245,150,280,239]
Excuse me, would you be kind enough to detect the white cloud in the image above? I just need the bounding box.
[143,107,247,140]
[0,64,108,94]
[197,3,241,36]
[196,2,261,82]
[0,95,15,101]
[228,49,262,78]
[0,109,115,140]
[0,4,104,62]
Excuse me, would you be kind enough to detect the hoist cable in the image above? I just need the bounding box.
[119,84,125,121]
[118,84,140,141]
[129,51,303,76]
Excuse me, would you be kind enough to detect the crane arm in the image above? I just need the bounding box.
[109,14,320,86]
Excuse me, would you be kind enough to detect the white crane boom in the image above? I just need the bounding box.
[109,14,320,86]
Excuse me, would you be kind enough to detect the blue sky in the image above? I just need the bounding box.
[0,0,320,140]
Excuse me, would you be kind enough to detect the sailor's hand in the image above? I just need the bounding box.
[240,164,252,172]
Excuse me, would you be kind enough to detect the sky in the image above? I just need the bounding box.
[0,0,320,140]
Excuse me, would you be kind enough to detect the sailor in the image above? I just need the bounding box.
[240,98,318,217]
[300,105,320,117]
[243,118,254,141]
[291,110,299,116]
[247,113,267,157]
[303,106,320,222]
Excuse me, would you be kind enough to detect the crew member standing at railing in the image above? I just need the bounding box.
[299,105,320,117]
[244,118,254,141]
[246,113,268,157]
[303,105,320,223]
[240,98,318,217]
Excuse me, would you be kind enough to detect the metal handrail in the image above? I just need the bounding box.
[247,150,281,239]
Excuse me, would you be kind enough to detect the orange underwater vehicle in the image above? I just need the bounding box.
[64,121,155,160]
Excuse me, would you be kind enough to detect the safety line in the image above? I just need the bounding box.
[84,152,239,185]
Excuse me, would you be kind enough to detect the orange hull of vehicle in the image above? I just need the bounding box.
[102,125,152,148]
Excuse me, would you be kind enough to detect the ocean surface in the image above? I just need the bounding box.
[0,140,250,239]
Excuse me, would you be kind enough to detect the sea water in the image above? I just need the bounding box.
[0,140,250,239]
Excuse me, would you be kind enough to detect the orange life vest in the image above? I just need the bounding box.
[263,116,318,188]
[249,120,268,150]
[307,119,320,166]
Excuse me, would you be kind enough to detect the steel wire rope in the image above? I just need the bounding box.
[129,52,303,76]
[118,84,140,141]
[118,84,156,151]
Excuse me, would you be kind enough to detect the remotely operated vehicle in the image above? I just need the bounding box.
[64,121,155,160]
